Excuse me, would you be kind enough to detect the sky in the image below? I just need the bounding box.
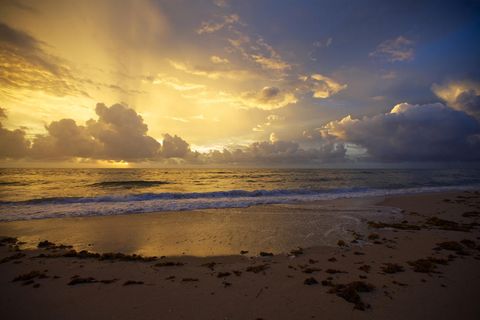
[0,0,480,167]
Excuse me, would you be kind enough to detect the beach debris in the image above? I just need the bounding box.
[165,276,175,280]
[36,249,157,262]
[68,277,97,285]
[304,277,319,285]
[0,252,26,264]
[302,268,322,274]
[358,265,371,273]
[407,257,448,273]
[154,261,184,267]
[246,264,270,273]
[321,279,334,286]
[353,251,365,256]
[123,280,144,286]
[308,259,318,264]
[240,250,249,255]
[0,236,19,247]
[67,275,116,285]
[337,240,346,247]
[328,281,375,310]
[13,270,48,283]
[460,239,476,249]
[290,247,304,256]
[381,263,404,274]
[217,272,231,278]
[327,257,337,262]
[392,280,408,287]
[181,278,199,282]
[368,233,380,240]
[201,262,217,270]
[37,240,55,248]
[259,251,274,257]
[368,221,421,231]
[222,281,232,287]
[37,240,73,250]
[100,252,157,262]
[434,241,467,255]
[325,268,347,274]
[233,270,242,276]
[462,211,480,218]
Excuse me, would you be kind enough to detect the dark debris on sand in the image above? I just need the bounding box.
[246,264,270,273]
[123,280,144,286]
[68,276,117,285]
[1,252,26,264]
[327,281,375,311]
[154,261,185,267]
[381,263,405,274]
[408,257,448,273]
[304,277,319,285]
[13,270,48,282]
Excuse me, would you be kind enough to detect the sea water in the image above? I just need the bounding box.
[1,168,480,221]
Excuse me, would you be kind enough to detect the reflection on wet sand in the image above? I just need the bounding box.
[0,197,399,257]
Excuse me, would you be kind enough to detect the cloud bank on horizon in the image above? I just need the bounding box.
[0,0,479,166]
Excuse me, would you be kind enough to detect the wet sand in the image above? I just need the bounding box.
[1,191,480,319]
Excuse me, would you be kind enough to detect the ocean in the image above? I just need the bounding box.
[1,168,480,222]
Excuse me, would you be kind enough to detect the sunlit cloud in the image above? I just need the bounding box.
[196,14,241,34]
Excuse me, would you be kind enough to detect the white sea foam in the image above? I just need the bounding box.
[0,184,477,222]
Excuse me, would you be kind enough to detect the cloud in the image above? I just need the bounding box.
[251,54,291,71]
[147,74,206,91]
[196,14,241,34]
[160,133,192,158]
[432,81,480,120]
[370,36,414,62]
[297,74,347,99]
[202,138,346,165]
[239,86,297,110]
[210,55,229,64]
[0,107,30,158]
[30,119,101,159]
[0,22,82,97]
[323,102,480,161]
[86,103,161,160]
[168,59,253,80]
[25,103,161,161]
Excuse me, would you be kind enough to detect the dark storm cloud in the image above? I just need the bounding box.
[0,22,40,50]
[203,138,347,165]
[324,103,480,162]
[160,133,191,158]
[0,107,30,158]
[455,90,480,121]
[16,103,161,161]
[85,103,161,161]
[0,22,82,96]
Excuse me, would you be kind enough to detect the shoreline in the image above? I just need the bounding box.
[1,190,480,319]
[2,184,479,222]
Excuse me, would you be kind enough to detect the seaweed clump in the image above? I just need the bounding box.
[246,264,270,273]
[381,263,404,274]
[328,281,375,310]
[304,277,318,285]
[407,257,448,273]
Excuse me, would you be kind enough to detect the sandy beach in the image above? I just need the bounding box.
[1,191,480,319]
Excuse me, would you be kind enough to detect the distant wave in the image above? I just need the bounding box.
[0,188,327,205]
[90,180,171,188]
[0,181,27,186]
